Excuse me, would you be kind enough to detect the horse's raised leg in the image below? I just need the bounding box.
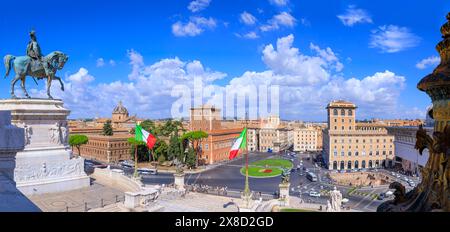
[10,74,21,99]
[20,76,31,98]
[53,76,64,91]
[47,75,53,99]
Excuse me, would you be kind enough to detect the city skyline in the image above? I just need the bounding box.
[1,0,448,121]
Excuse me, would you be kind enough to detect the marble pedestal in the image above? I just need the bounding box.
[174,173,185,191]
[0,99,90,195]
[0,111,40,211]
[279,183,290,207]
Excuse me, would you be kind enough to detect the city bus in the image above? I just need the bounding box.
[306,172,318,182]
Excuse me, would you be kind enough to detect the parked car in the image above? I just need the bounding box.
[309,191,321,197]
[93,164,108,169]
[138,168,158,175]
[378,193,386,200]
[120,160,135,168]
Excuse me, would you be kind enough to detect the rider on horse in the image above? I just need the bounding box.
[26,30,48,71]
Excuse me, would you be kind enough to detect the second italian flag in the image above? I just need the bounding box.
[135,124,157,149]
[229,128,247,160]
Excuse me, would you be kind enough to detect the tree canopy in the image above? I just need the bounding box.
[102,120,114,136]
[69,135,89,157]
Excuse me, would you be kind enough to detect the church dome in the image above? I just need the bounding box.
[113,101,128,115]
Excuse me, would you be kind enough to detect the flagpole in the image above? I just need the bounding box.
[134,144,138,178]
[243,111,251,199]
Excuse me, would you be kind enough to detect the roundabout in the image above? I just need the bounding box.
[240,159,293,178]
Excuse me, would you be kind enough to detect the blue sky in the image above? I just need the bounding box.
[0,0,448,121]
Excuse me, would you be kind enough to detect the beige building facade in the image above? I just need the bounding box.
[323,100,395,170]
[294,127,320,152]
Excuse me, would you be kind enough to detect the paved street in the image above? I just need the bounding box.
[135,151,392,212]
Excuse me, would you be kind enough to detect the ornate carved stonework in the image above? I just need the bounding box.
[378,12,450,212]
[14,158,84,183]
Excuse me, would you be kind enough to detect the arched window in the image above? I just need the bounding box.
[347,161,352,170]
[355,151,359,156]
[362,160,366,169]
[375,160,380,167]
[354,161,359,169]
[348,109,353,116]
[369,160,373,168]
[348,151,352,156]
[333,161,338,170]
[333,109,338,116]
[340,161,345,170]
[341,109,346,116]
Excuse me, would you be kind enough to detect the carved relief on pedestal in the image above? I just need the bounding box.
[14,158,84,183]
[16,123,33,146]
[48,122,69,145]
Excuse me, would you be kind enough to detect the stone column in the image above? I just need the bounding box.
[0,111,40,212]
[0,111,24,182]
[279,183,290,207]
[174,173,185,191]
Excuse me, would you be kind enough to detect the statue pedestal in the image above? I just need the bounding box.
[174,173,185,191]
[0,111,40,211]
[279,183,290,207]
[0,99,90,195]
[239,191,255,212]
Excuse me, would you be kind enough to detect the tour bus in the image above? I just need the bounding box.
[306,172,318,182]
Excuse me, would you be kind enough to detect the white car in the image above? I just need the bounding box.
[309,191,321,197]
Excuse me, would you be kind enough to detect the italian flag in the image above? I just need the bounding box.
[135,124,157,149]
[229,128,247,160]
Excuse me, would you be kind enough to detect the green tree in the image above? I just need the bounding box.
[69,135,89,158]
[185,147,196,169]
[153,139,168,162]
[102,120,114,136]
[140,120,156,134]
[168,134,182,161]
[127,138,149,162]
[181,131,208,168]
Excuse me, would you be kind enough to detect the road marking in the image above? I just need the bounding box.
[192,173,202,185]
[353,189,376,209]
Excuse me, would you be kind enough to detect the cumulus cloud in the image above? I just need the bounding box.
[96,58,105,67]
[370,25,421,53]
[46,35,410,120]
[240,11,257,25]
[337,5,373,26]
[227,34,406,120]
[188,0,211,13]
[416,56,440,69]
[260,12,296,32]
[269,0,288,7]
[235,31,259,39]
[172,17,217,37]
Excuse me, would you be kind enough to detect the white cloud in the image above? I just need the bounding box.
[188,0,211,13]
[172,17,217,37]
[227,35,407,120]
[235,31,259,39]
[109,60,116,66]
[41,52,226,119]
[240,11,257,25]
[337,5,373,26]
[260,12,296,32]
[46,35,410,120]
[261,34,342,84]
[96,58,105,67]
[416,56,440,69]
[370,25,421,53]
[269,0,288,7]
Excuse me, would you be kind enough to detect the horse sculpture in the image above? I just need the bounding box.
[4,51,68,99]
